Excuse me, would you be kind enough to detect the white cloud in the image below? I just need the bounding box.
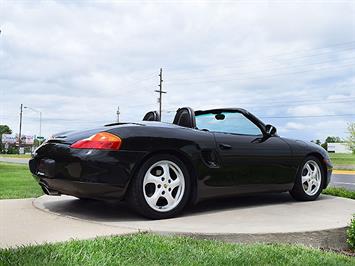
[0,1,354,141]
[287,106,329,116]
[284,122,307,131]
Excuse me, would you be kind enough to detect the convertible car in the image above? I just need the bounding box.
[29,107,332,219]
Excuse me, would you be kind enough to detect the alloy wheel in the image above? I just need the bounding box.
[143,160,185,212]
[301,160,322,196]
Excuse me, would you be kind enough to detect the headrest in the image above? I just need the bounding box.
[143,111,160,121]
[173,107,196,128]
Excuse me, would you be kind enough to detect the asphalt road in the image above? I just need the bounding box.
[0,157,354,190]
[0,157,30,164]
[330,173,355,191]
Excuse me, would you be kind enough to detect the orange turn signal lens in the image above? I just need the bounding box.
[70,132,121,150]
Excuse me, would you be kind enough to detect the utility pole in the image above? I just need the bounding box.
[18,104,23,153]
[154,68,166,121]
[116,106,120,123]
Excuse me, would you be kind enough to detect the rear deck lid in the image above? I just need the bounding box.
[48,123,143,145]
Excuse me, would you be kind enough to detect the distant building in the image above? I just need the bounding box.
[327,143,351,153]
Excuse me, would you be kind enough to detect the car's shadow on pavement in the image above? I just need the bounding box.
[39,192,329,222]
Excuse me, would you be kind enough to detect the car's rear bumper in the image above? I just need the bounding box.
[29,142,148,200]
[34,175,126,199]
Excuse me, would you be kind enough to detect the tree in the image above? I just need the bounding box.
[0,125,12,135]
[346,122,355,154]
[325,136,343,143]
[311,139,321,145]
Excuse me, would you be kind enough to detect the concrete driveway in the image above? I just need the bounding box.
[1,193,354,250]
[0,198,137,249]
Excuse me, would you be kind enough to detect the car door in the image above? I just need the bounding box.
[196,111,294,195]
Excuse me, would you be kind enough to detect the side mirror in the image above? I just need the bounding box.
[265,124,277,136]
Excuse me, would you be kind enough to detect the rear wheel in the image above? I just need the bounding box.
[128,154,191,219]
[290,156,324,201]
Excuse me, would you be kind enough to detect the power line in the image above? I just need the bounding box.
[162,98,355,114]
[167,63,354,85]
[5,96,354,122]
[260,114,355,119]
[167,41,355,74]
[168,51,354,78]
[167,56,355,83]
[243,99,355,108]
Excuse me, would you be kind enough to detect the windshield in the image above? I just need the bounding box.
[195,112,262,135]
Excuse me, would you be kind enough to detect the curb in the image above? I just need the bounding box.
[333,169,355,175]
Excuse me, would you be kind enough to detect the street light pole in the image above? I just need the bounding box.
[19,104,23,151]
[39,111,42,137]
[24,106,42,137]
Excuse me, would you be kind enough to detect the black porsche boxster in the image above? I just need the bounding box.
[29,107,332,219]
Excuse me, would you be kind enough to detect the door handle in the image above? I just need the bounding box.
[219,143,232,150]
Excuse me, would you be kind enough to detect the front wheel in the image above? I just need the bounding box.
[290,156,324,201]
[128,154,191,219]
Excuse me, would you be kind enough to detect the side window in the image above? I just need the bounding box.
[195,112,262,135]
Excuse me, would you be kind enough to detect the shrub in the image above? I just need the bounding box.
[347,215,355,250]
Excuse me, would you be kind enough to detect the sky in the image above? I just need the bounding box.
[0,0,354,141]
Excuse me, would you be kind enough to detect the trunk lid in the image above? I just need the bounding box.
[48,123,143,145]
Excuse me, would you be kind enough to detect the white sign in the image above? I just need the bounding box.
[327,143,351,154]
[21,135,34,145]
[1,134,35,145]
[1,134,17,144]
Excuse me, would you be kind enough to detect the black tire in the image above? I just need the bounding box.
[128,154,191,219]
[289,156,324,201]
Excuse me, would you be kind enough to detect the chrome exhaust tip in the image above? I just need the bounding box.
[41,184,61,196]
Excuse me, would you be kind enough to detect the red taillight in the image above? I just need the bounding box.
[70,132,122,150]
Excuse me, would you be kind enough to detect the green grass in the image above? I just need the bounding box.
[0,233,354,266]
[329,153,355,166]
[0,162,42,199]
[0,154,31,158]
[323,187,355,200]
